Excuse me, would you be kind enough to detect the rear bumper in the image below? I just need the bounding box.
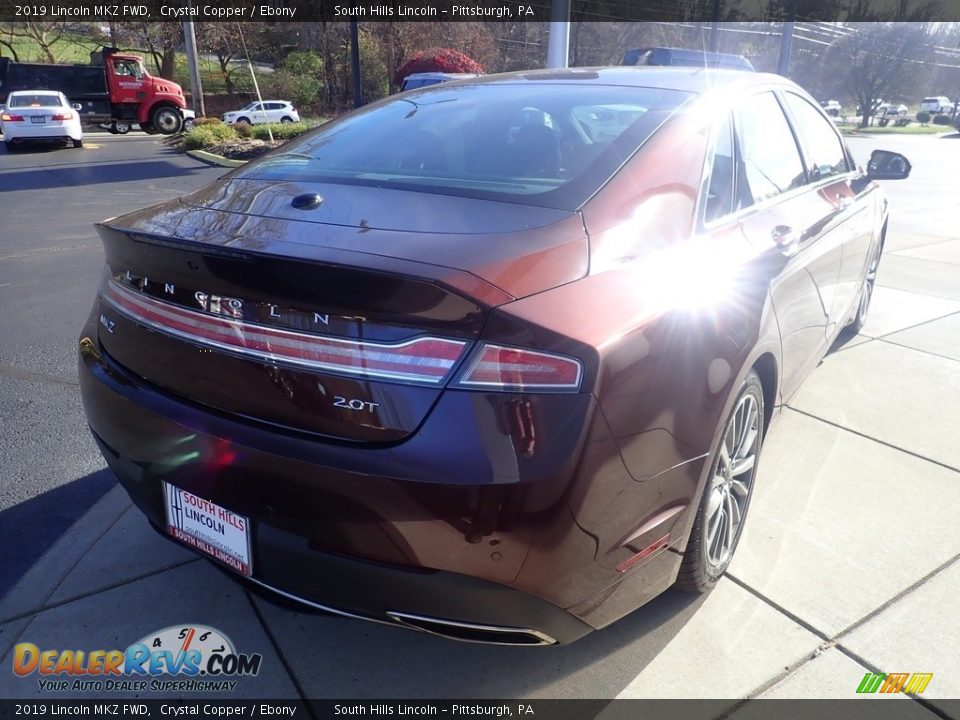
[79,328,606,643]
[4,123,81,141]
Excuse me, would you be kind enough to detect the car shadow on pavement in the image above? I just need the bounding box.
[248,574,708,698]
[0,469,115,601]
[1,160,209,192]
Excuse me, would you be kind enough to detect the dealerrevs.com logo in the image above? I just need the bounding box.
[12,625,263,693]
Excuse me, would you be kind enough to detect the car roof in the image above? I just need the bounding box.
[9,89,65,96]
[430,67,779,96]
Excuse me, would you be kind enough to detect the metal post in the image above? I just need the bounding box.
[709,0,722,53]
[776,0,799,77]
[546,0,571,69]
[182,20,205,117]
[350,20,362,108]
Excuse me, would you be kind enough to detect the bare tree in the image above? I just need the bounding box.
[196,23,265,96]
[831,23,933,127]
[2,22,69,63]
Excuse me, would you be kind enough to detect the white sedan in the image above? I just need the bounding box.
[2,90,83,151]
[222,100,299,126]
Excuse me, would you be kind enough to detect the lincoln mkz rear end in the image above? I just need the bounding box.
[79,69,881,645]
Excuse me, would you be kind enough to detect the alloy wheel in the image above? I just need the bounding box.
[705,393,760,569]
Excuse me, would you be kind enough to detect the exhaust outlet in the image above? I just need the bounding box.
[386,611,557,646]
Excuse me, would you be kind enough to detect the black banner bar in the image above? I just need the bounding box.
[2,0,960,22]
[0,700,958,720]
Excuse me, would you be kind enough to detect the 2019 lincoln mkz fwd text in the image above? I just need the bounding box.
[79,68,910,645]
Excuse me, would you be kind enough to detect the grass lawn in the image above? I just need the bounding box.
[840,124,953,135]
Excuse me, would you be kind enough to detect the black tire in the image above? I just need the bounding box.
[151,106,182,135]
[845,239,881,336]
[182,118,194,131]
[141,123,158,135]
[112,121,130,135]
[72,138,83,148]
[677,369,765,593]
[236,117,251,126]
[280,116,293,124]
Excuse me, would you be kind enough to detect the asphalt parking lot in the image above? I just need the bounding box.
[1,130,959,707]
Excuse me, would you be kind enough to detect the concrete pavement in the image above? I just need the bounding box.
[1,132,958,707]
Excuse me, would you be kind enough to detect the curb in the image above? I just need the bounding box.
[186,149,247,168]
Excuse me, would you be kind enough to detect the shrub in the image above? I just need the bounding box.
[249,122,314,141]
[893,117,911,127]
[916,111,931,125]
[932,114,952,125]
[394,48,484,87]
[234,121,254,138]
[192,117,223,127]
[182,123,238,150]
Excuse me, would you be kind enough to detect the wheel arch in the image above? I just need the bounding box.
[751,352,778,439]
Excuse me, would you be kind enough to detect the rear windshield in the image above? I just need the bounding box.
[236,83,691,209]
[10,93,62,108]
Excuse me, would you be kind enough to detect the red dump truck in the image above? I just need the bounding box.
[0,47,188,135]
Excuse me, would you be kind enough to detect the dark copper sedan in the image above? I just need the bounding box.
[79,68,910,645]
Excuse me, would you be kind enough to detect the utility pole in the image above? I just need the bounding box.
[709,0,722,53]
[776,0,799,77]
[349,19,362,107]
[546,0,571,69]
[182,20,205,117]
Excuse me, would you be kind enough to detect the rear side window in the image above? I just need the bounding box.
[703,113,735,224]
[735,92,805,205]
[783,92,848,182]
[238,84,691,210]
[10,93,62,107]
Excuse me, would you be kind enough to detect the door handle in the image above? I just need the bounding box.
[835,193,852,209]
[772,225,800,257]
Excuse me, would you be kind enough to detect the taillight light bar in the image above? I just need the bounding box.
[101,280,467,385]
[1,113,24,122]
[51,112,73,121]
[455,343,582,392]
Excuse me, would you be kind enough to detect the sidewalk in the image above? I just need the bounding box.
[2,228,959,709]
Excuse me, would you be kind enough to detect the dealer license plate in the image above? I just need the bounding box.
[162,482,252,576]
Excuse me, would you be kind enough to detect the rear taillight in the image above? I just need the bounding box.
[102,280,467,385]
[51,112,73,121]
[455,344,582,392]
[1,113,24,122]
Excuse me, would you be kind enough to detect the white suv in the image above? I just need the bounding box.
[222,101,300,126]
[919,96,954,114]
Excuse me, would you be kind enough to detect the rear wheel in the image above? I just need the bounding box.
[677,370,764,593]
[280,116,294,124]
[72,138,83,148]
[112,120,130,135]
[846,243,881,336]
[151,106,182,135]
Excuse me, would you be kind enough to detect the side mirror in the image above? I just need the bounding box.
[72,103,83,111]
[867,149,911,180]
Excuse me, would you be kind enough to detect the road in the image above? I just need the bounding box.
[0,131,959,706]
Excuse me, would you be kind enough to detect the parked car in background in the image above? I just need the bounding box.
[399,72,482,92]
[2,90,83,151]
[222,100,299,126]
[820,99,841,117]
[856,98,884,116]
[622,47,755,71]
[80,68,910,646]
[877,103,908,117]
[919,96,954,114]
